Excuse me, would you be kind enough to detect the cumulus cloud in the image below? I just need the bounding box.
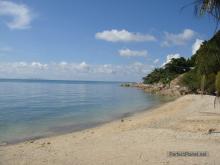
[0,61,152,81]
[192,39,204,55]
[118,48,147,57]
[95,29,156,42]
[0,0,33,29]
[162,53,180,66]
[162,29,196,46]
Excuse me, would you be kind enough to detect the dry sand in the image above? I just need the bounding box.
[1,95,220,165]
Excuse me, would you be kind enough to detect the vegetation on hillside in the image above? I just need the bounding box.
[143,57,194,85]
[143,30,220,95]
[181,30,220,94]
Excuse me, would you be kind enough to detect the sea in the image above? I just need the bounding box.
[0,79,172,144]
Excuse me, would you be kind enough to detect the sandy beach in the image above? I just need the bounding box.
[1,94,220,165]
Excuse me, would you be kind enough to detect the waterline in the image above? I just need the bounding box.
[0,79,171,144]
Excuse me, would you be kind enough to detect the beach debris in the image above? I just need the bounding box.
[121,119,124,122]
[40,142,51,147]
[208,128,216,134]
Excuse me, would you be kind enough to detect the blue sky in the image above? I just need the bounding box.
[0,0,216,81]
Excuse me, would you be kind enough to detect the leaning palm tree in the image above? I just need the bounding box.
[194,0,220,30]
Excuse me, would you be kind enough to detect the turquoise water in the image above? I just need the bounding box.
[0,79,170,144]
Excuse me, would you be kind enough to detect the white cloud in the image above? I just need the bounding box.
[162,53,180,66]
[95,29,156,42]
[59,61,67,66]
[0,0,33,29]
[162,29,196,46]
[192,39,203,55]
[77,61,90,72]
[0,61,153,81]
[128,62,151,74]
[31,62,48,70]
[153,59,159,64]
[12,61,28,68]
[118,48,147,57]
[94,64,116,74]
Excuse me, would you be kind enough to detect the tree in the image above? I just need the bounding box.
[215,71,220,95]
[165,57,192,74]
[194,0,220,30]
[143,57,192,85]
[214,71,220,107]
[181,30,220,95]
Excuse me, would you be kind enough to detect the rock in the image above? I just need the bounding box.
[208,128,216,134]
[131,74,190,97]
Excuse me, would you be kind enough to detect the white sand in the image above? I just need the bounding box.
[1,95,220,165]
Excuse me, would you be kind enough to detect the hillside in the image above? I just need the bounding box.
[143,30,220,95]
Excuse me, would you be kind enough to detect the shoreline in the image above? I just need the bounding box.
[1,95,176,146]
[1,94,220,164]
[121,79,190,97]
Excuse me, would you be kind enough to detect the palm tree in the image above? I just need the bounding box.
[195,0,220,19]
[194,0,220,30]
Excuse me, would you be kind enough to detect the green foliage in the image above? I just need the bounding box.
[205,73,216,94]
[196,31,220,75]
[144,30,220,95]
[181,69,201,92]
[182,69,217,94]
[200,75,206,94]
[181,30,220,95]
[143,57,192,85]
[216,71,220,96]
[165,57,192,74]
[196,43,220,75]
[143,68,165,84]
[194,0,220,22]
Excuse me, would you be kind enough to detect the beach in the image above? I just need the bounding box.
[1,94,220,165]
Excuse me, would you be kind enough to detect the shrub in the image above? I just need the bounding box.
[181,69,201,92]
[215,71,220,96]
[205,73,216,94]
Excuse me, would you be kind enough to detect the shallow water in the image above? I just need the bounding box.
[0,79,171,144]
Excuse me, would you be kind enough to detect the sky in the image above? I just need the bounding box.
[0,0,216,81]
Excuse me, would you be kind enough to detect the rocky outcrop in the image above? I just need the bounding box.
[126,75,190,97]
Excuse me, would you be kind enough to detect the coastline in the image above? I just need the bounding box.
[122,75,190,97]
[1,95,176,146]
[1,94,220,165]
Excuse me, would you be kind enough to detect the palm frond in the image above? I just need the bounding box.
[194,0,220,31]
